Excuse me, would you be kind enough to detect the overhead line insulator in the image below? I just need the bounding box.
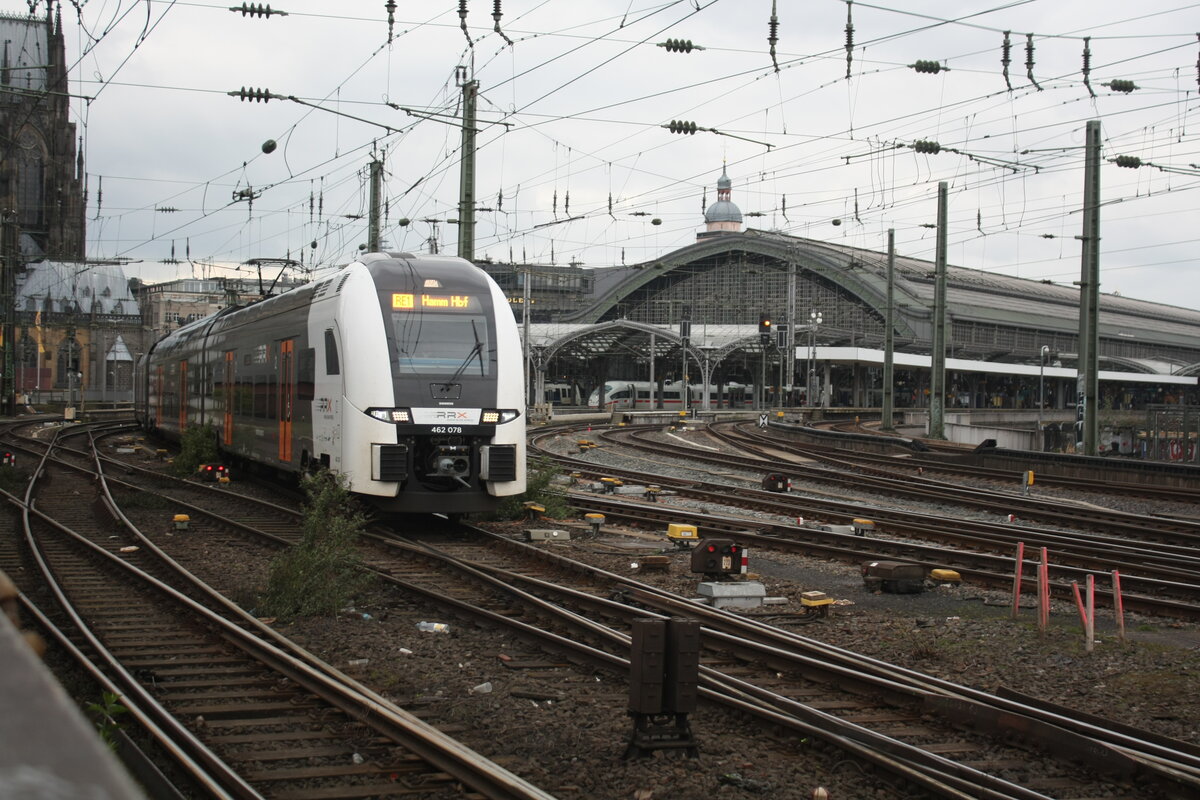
[844,0,855,79]
[768,0,780,73]
[1105,79,1138,93]
[910,60,947,74]
[1112,155,1143,169]
[1001,30,1012,91]
[228,86,278,102]
[666,119,699,135]
[1025,33,1043,91]
[658,38,701,53]
[228,3,286,18]
[1082,36,1095,98]
[911,139,942,155]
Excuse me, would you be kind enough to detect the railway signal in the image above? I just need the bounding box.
[691,538,742,579]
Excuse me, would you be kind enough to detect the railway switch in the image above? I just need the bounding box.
[1,452,13,466]
[585,513,605,536]
[173,514,190,531]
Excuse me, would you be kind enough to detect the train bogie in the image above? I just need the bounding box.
[136,253,526,515]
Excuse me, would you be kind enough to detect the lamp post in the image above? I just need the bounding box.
[807,310,822,406]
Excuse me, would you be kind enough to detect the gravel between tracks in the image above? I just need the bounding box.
[108,431,1200,800]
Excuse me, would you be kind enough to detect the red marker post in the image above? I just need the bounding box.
[1011,542,1025,619]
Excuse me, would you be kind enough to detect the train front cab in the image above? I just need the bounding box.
[319,257,526,515]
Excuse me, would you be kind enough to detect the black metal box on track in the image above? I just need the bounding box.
[861,560,925,594]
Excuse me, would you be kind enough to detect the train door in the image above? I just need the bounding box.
[278,339,294,462]
[223,351,235,446]
[178,360,188,431]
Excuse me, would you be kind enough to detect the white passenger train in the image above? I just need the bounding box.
[135,252,526,514]
[588,380,754,411]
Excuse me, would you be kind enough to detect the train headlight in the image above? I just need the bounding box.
[481,408,520,424]
[367,407,412,423]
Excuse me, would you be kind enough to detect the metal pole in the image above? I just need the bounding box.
[522,267,530,406]
[787,256,797,404]
[367,157,382,251]
[1077,119,1101,455]
[929,182,948,439]
[457,76,478,262]
[777,328,785,406]
[649,332,656,409]
[808,319,814,406]
[1038,344,1048,449]
[807,310,821,406]
[759,350,766,412]
[882,229,895,430]
[681,340,688,416]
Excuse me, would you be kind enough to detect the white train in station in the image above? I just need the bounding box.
[135,252,526,515]
[588,380,755,411]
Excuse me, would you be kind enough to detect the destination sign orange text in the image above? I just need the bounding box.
[392,293,474,310]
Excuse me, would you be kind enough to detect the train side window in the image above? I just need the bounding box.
[234,378,245,416]
[324,329,340,375]
[254,376,267,419]
[268,376,278,420]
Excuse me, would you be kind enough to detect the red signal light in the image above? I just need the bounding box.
[706,544,717,552]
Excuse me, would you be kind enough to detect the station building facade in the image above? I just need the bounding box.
[484,168,1200,417]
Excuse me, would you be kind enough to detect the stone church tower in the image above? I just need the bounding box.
[0,2,86,261]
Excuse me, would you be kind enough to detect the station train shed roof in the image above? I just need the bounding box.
[519,229,1200,381]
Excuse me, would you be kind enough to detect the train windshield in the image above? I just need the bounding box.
[391,312,492,376]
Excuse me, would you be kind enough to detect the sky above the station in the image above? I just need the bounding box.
[12,0,1200,309]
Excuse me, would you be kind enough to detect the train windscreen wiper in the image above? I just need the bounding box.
[442,320,485,384]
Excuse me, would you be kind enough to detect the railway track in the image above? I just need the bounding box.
[736,419,1200,506]
[2,420,555,800]
[365,530,1200,799]
[530,425,1200,620]
[10,417,1200,798]
[615,422,1200,541]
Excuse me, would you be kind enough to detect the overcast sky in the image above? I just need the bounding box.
[14,0,1200,309]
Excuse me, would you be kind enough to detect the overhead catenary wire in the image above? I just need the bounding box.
[50,0,1200,295]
